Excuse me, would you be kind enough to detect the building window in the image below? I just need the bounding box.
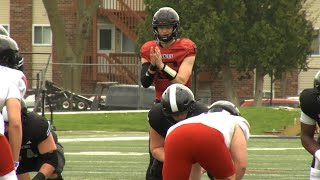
[33,25,52,45]
[99,29,112,50]
[312,30,320,56]
[0,24,9,35]
[121,33,136,53]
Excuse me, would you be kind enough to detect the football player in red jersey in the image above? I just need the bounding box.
[140,7,197,180]
[140,7,197,103]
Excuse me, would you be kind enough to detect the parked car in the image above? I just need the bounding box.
[94,84,155,110]
[240,98,300,108]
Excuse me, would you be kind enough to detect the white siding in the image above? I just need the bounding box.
[32,0,50,24]
[298,57,320,93]
[0,0,10,24]
[31,0,52,86]
[30,46,52,88]
[263,75,272,94]
[305,0,320,28]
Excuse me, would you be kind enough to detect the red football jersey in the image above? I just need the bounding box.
[140,38,197,101]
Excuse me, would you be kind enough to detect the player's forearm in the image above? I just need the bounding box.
[301,135,320,155]
[235,166,246,180]
[171,73,189,85]
[140,63,155,88]
[9,124,22,161]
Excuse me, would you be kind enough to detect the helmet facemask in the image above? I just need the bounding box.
[153,25,178,43]
[0,35,23,71]
[0,49,23,71]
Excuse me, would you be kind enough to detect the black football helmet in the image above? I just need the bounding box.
[314,71,320,93]
[0,35,23,71]
[208,100,241,116]
[161,84,195,116]
[152,7,179,43]
[0,25,9,36]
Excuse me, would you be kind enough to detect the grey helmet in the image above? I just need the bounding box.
[208,100,241,116]
[161,84,195,115]
[0,25,9,36]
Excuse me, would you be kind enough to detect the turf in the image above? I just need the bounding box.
[54,131,310,180]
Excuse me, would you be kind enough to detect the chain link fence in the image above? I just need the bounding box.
[21,53,158,112]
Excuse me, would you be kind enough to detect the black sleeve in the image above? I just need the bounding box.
[147,104,168,137]
[300,88,320,121]
[27,112,50,143]
[140,63,154,88]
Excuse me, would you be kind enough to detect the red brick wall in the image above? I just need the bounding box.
[10,0,33,88]
[197,68,254,103]
[274,70,299,97]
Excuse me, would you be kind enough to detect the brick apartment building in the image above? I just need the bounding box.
[1,0,320,104]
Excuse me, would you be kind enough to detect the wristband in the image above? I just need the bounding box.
[161,64,177,80]
[32,172,46,180]
[149,64,157,71]
[14,161,19,170]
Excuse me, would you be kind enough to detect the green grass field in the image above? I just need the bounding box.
[49,107,301,135]
[55,131,311,180]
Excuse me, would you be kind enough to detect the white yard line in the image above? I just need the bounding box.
[59,136,149,142]
[248,147,304,150]
[65,151,148,156]
[64,147,304,156]
[60,136,304,157]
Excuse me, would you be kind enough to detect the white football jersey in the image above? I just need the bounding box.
[0,66,26,135]
[166,111,250,148]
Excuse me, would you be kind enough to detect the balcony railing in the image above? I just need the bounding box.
[99,0,145,44]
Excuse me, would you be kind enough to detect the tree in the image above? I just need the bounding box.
[137,0,315,106]
[42,0,100,93]
[242,0,315,105]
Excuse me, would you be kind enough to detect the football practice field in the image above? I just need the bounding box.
[56,131,310,180]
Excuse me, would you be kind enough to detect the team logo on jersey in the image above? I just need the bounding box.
[162,54,173,59]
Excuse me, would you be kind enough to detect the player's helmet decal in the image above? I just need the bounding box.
[161,84,195,116]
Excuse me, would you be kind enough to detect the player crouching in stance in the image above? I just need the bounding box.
[163,100,250,180]
[3,107,65,180]
[0,34,26,180]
